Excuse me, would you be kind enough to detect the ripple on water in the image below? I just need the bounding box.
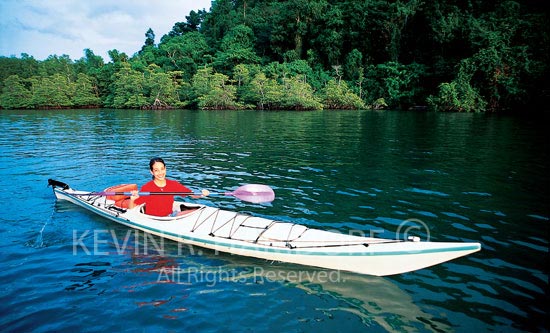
[1,109,548,332]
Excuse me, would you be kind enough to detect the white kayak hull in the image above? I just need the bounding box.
[50,184,481,276]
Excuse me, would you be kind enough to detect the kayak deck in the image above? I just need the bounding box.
[49,181,481,276]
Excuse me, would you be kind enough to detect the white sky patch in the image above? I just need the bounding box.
[0,0,211,61]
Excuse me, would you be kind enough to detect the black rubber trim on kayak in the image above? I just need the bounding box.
[282,239,404,248]
[211,212,271,240]
[285,223,298,243]
[285,242,371,249]
[107,205,126,214]
[190,208,220,233]
[208,211,240,237]
[192,208,275,242]
[160,202,407,248]
[253,221,277,244]
[253,238,404,249]
[76,192,101,205]
[251,222,310,245]
[210,211,240,239]
[63,189,125,217]
[85,191,133,219]
[229,216,256,239]
[287,223,309,242]
[48,179,69,190]
[282,223,308,248]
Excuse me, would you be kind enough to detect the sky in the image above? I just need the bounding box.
[0,0,212,61]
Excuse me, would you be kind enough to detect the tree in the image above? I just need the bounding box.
[247,72,283,109]
[108,62,186,109]
[110,63,146,108]
[344,49,365,98]
[0,75,32,109]
[39,55,75,81]
[159,32,210,79]
[263,60,321,90]
[427,58,487,112]
[72,73,102,107]
[108,49,128,64]
[0,0,547,113]
[233,64,251,88]
[0,54,39,90]
[364,61,426,109]
[144,65,185,108]
[192,67,242,110]
[464,1,535,111]
[201,0,240,49]
[280,75,323,110]
[81,49,104,73]
[322,79,366,109]
[214,24,260,73]
[162,10,206,40]
[385,0,423,62]
[32,74,74,108]
[311,2,343,66]
[269,0,327,61]
[142,28,156,51]
[339,0,387,65]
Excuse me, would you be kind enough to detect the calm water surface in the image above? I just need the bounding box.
[0,109,548,332]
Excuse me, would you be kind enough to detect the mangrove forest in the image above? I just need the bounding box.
[0,0,548,112]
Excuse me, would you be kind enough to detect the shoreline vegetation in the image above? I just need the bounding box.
[1,0,548,113]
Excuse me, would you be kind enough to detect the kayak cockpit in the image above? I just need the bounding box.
[124,201,205,221]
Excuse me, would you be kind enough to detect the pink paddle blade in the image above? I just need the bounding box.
[226,184,275,203]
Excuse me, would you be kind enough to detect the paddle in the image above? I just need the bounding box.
[84,184,275,204]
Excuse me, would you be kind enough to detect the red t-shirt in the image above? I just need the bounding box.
[134,179,191,216]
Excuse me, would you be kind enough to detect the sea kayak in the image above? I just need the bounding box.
[48,179,481,276]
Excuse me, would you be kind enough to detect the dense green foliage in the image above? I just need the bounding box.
[1,0,548,112]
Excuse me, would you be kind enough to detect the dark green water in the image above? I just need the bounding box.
[0,109,548,332]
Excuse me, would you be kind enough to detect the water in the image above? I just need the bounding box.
[0,109,548,332]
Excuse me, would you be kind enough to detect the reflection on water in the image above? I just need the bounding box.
[94,236,453,332]
[225,262,453,333]
[65,262,115,292]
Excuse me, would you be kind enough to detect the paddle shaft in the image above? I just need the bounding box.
[99,191,209,196]
[48,179,275,203]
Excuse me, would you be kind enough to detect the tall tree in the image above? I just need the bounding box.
[214,24,260,73]
[385,0,423,62]
[310,1,341,67]
[344,49,365,98]
[159,31,210,79]
[143,28,156,49]
[202,0,240,49]
[163,9,206,40]
[269,0,327,61]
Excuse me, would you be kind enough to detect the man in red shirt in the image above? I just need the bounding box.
[128,157,207,216]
